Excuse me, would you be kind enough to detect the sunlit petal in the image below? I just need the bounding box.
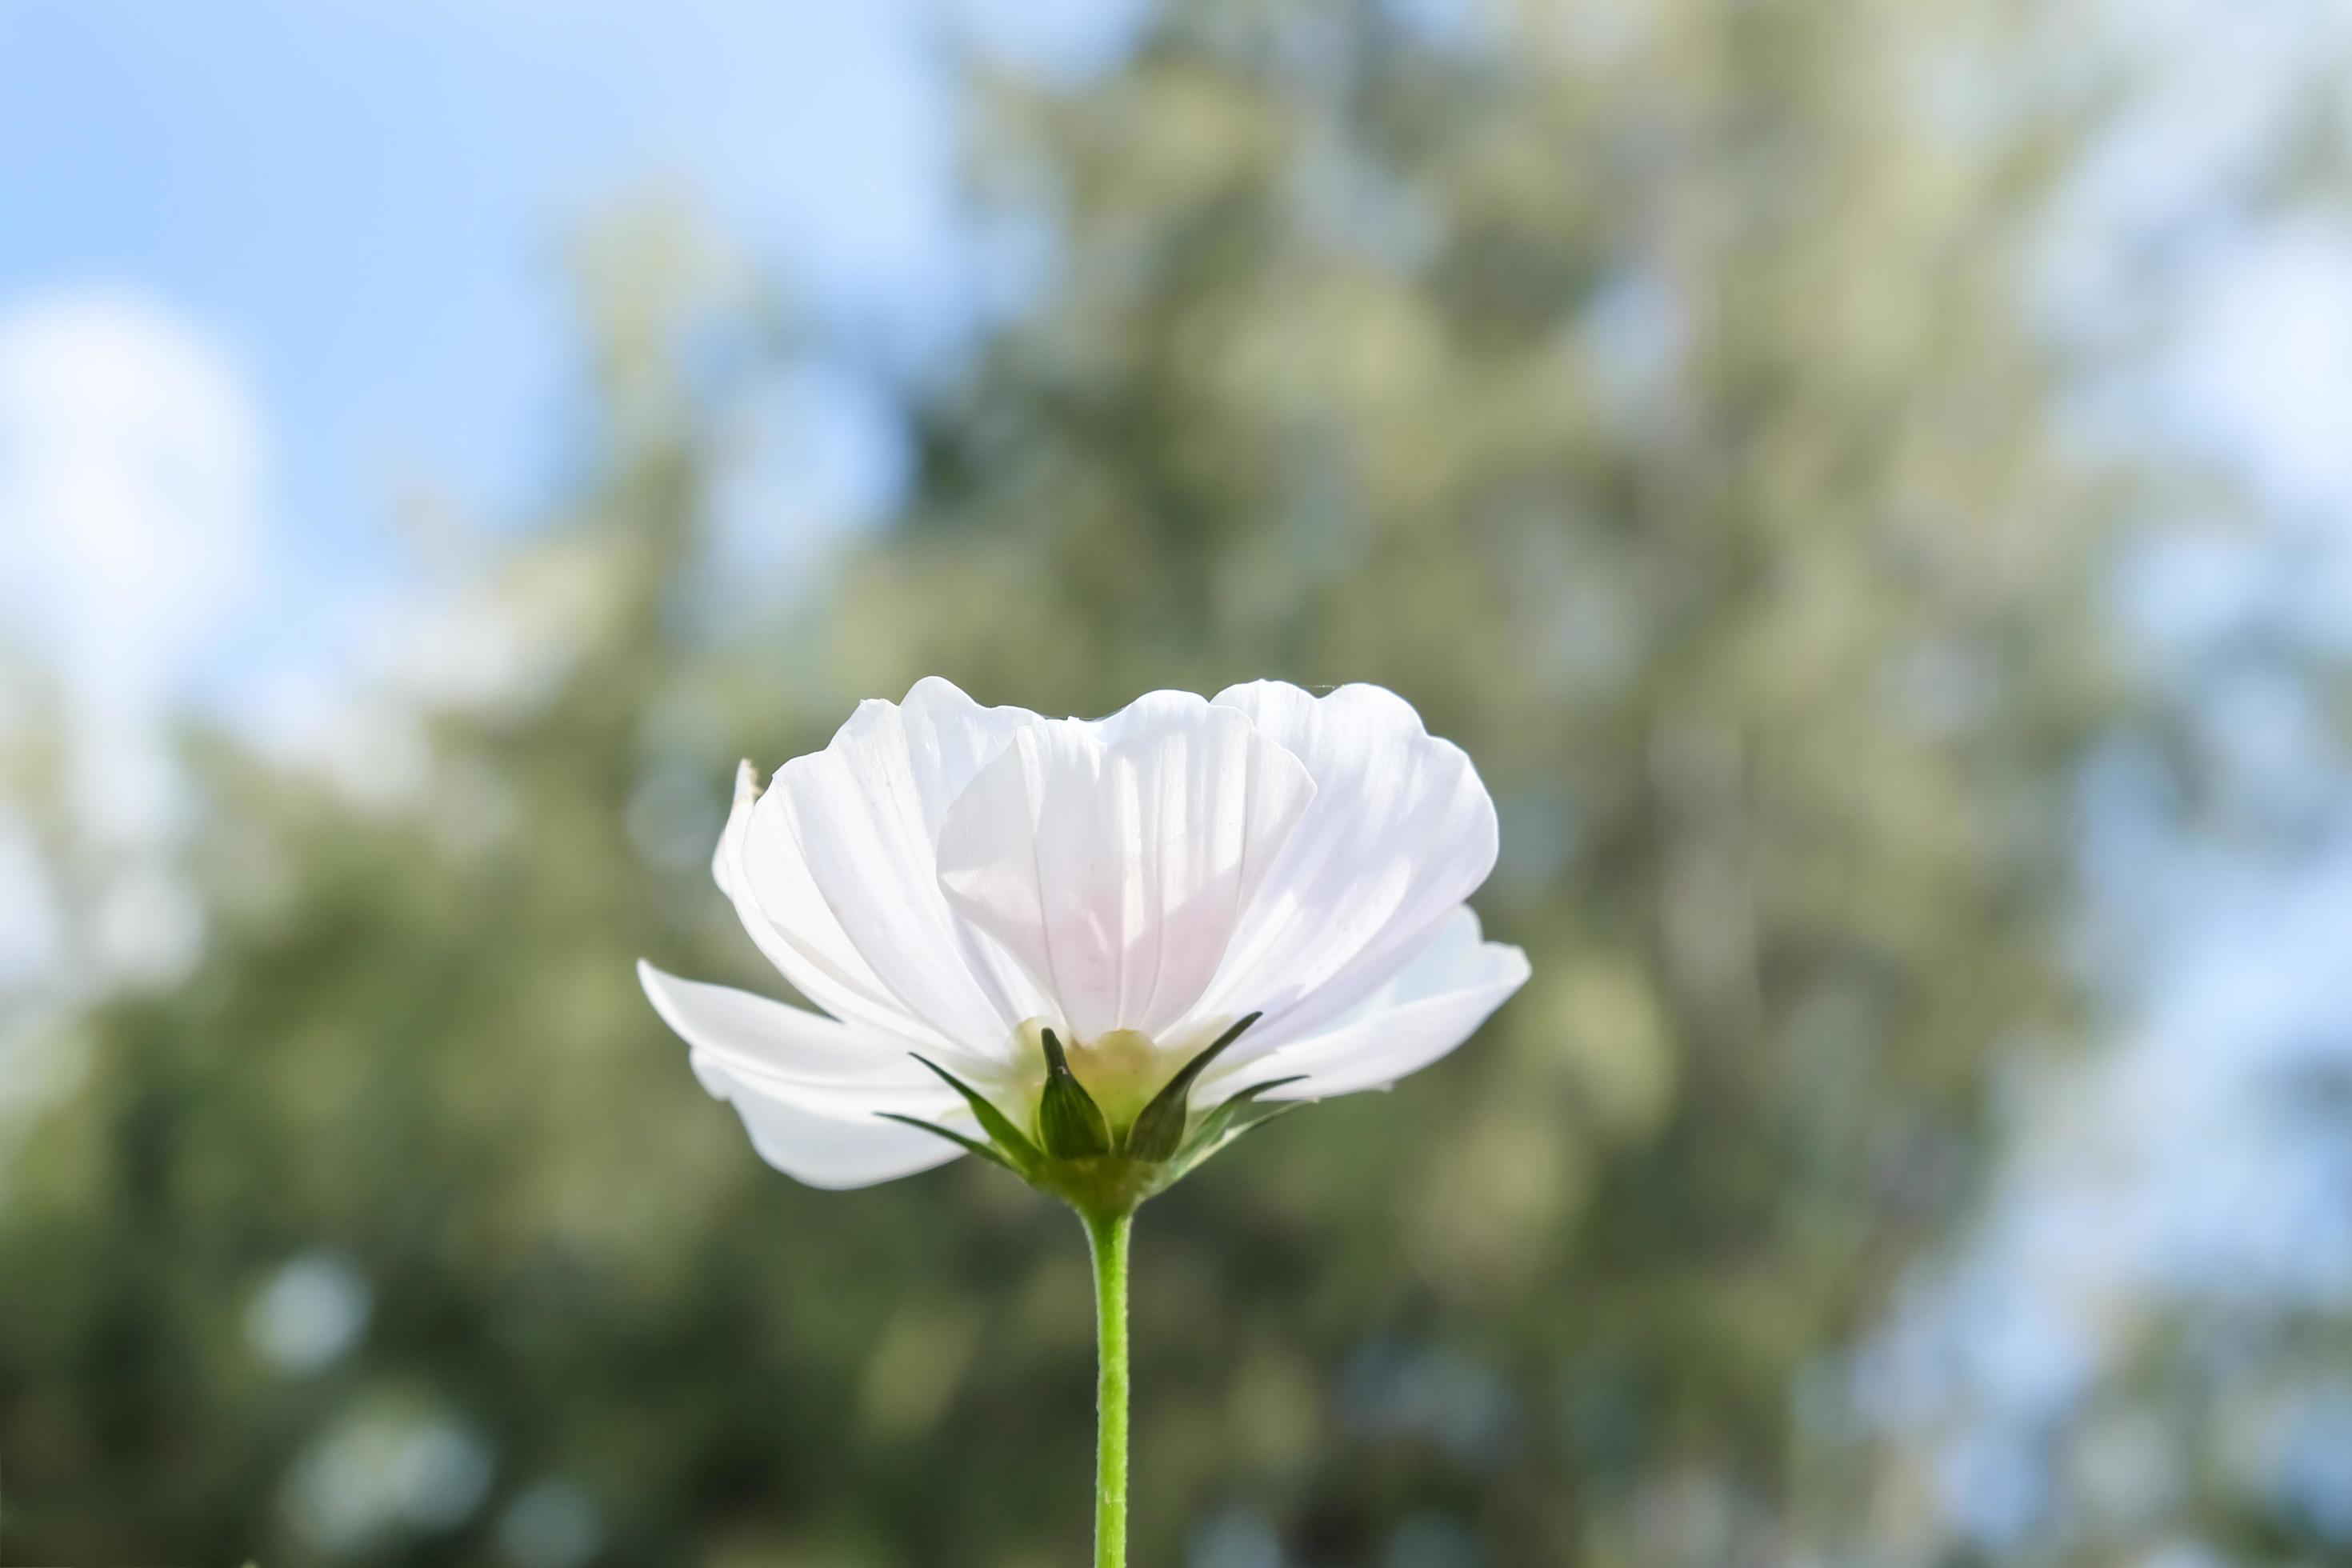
[1192,682,1500,1054]
[714,762,945,1046]
[746,677,1054,1051]
[638,962,951,1112]
[712,1078,970,1190]
[935,691,1317,1044]
[1209,907,1527,1100]
[639,962,970,1188]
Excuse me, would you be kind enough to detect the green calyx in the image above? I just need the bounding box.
[1038,1027,1114,1158]
[883,1013,1308,1216]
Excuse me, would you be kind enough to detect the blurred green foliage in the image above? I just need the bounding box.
[0,0,2182,1562]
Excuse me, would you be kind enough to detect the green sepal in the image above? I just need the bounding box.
[1037,1028,1113,1158]
[910,1054,1042,1173]
[1174,1076,1307,1166]
[1122,1012,1262,1162]
[877,1113,1018,1172]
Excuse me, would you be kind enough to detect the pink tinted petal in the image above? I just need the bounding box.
[935,691,1317,1043]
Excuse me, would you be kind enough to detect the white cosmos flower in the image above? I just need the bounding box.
[638,678,1529,1190]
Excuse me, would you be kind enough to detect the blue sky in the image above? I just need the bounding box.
[3,0,2343,729]
[0,0,1147,970]
[0,1,959,589]
[0,0,1143,802]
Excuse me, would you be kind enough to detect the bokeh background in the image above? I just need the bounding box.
[5,1,2352,1562]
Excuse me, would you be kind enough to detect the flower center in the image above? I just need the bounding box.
[1062,1028,1163,1128]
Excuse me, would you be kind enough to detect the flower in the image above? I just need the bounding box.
[639,678,1528,1200]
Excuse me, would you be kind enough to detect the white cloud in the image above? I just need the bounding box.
[2173,221,2352,522]
[0,287,272,840]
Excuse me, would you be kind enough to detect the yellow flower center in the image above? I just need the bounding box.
[1062,1028,1162,1128]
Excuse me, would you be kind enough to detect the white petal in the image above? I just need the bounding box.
[1194,682,1499,1053]
[934,691,1318,1043]
[744,678,1053,1054]
[718,1084,968,1189]
[639,961,970,1188]
[638,961,955,1114]
[714,762,939,1046]
[1210,906,1528,1100]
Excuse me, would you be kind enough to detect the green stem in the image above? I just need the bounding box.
[1083,1207,1132,1568]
